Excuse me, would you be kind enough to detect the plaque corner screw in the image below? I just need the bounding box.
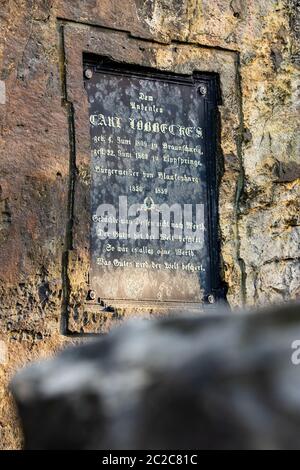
[84,68,93,79]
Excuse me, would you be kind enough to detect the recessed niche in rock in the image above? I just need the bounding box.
[84,58,222,305]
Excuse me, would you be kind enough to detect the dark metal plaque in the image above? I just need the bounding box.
[84,58,222,304]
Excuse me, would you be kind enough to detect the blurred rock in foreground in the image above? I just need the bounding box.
[11,303,300,450]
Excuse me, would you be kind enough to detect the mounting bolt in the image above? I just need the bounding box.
[208,294,215,305]
[198,85,207,96]
[84,68,93,79]
[88,290,96,301]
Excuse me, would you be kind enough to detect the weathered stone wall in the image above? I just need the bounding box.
[0,0,299,448]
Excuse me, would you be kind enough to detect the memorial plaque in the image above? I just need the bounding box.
[84,58,221,304]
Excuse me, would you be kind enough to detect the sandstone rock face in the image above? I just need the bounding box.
[0,0,299,448]
[11,303,300,450]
